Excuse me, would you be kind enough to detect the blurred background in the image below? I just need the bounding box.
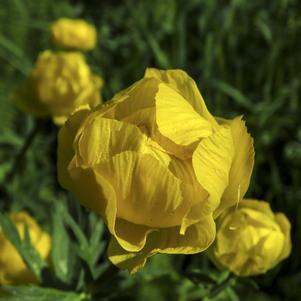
[0,1,301,300]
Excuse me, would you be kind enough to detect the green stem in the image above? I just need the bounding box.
[203,274,236,300]
[4,119,40,183]
[0,120,41,210]
[87,264,120,297]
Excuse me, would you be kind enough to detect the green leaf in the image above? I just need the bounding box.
[236,277,259,291]
[0,286,88,301]
[212,80,253,111]
[205,274,236,300]
[225,287,240,301]
[186,269,217,286]
[0,213,48,282]
[136,275,178,301]
[51,204,73,283]
[0,32,32,75]
[0,129,22,147]
[58,203,105,279]
[87,213,106,277]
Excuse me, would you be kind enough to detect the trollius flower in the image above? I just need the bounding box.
[16,50,103,125]
[58,68,254,272]
[209,199,291,276]
[0,212,51,285]
[50,18,97,50]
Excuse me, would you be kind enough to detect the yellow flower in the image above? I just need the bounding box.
[50,18,97,50]
[16,50,103,125]
[209,199,291,276]
[0,212,51,285]
[57,68,254,272]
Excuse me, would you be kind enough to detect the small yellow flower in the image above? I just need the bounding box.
[16,50,103,125]
[209,199,291,276]
[50,18,97,50]
[0,212,51,285]
[57,68,254,272]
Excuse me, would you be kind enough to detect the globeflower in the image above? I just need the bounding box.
[209,199,291,276]
[50,18,97,50]
[16,50,103,125]
[57,68,254,272]
[0,212,51,285]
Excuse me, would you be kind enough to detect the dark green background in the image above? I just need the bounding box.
[0,1,300,300]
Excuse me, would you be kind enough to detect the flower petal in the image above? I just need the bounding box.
[275,213,292,260]
[57,105,91,189]
[108,215,216,273]
[155,83,213,147]
[76,118,147,166]
[144,68,218,127]
[253,229,285,270]
[15,78,49,117]
[108,237,150,274]
[68,160,156,252]
[180,199,211,235]
[96,151,191,228]
[239,199,274,219]
[104,78,159,136]
[214,117,254,217]
[68,163,113,217]
[153,216,216,254]
[168,157,198,184]
[114,218,155,252]
[168,157,212,234]
[53,115,68,125]
[192,126,234,211]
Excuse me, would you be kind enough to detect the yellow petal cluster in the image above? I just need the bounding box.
[0,212,51,285]
[50,18,97,50]
[16,50,103,125]
[209,199,291,276]
[57,68,254,272]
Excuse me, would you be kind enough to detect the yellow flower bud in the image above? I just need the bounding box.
[57,68,254,272]
[0,212,51,285]
[50,18,97,50]
[16,50,103,125]
[209,199,291,276]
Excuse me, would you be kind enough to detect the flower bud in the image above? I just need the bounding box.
[209,199,291,276]
[0,212,51,285]
[16,50,103,125]
[50,18,97,50]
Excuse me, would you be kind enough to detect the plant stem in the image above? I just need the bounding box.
[4,120,40,184]
[203,274,236,300]
[0,120,41,210]
[87,264,120,297]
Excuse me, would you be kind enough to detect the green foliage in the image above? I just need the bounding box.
[1,286,87,301]
[1,0,301,300]
[51,202,77,284]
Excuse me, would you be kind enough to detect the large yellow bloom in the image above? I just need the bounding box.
[0,212,51,285]
[50,18,97,50]
[209,199,291,276]
[57,68,254,272]
[16,50,103,125]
